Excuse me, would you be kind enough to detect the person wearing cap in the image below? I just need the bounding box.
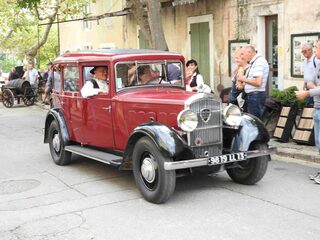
[81,66,109,97]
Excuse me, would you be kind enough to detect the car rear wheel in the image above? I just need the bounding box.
[133,137,176,203]
[48,121,71,165]
[226,142,269,185]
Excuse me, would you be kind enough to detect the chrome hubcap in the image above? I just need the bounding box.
[141,156,157,183]
[52,133,61,152]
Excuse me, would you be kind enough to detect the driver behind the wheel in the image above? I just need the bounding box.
[81,66,109,97]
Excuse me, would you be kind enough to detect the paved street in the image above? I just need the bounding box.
[0,104,320,240]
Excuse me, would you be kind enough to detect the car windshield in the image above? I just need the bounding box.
[115,61,183,91]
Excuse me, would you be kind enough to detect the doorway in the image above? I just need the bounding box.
[190,22,210,86]
[265,15,278,95]
[187,15,214,89]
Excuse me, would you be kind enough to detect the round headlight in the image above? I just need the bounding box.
[177,109,198,132]
[223,104,242,126]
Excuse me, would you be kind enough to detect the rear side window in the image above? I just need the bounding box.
[63,66,79,92]
[52,65,61,91]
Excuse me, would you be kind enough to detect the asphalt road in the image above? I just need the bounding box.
[0,104,320,240]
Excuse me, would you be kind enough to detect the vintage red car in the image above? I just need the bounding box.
[44,49,276,203]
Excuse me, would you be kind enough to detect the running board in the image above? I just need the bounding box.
[65,145,123,167]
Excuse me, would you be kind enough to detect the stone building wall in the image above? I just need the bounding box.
[59,0,320,92]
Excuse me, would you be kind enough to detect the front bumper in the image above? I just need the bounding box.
[164,146,277,170]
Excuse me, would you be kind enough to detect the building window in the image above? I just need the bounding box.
[83,4,92,31]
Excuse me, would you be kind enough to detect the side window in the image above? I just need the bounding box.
[52,65,61,91]
[115,63,131,90]
[63,66,79,92]
[82,65,109,84]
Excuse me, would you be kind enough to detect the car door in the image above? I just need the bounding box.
[61,64,87,143]
[81,63,115,149]
[59,65,74,138]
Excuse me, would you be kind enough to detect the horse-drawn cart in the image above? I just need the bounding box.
[1,79,36,108]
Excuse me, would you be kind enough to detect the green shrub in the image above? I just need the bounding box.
[271,86,306,108]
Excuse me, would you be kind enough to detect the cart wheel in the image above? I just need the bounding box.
[2,89,14,108]
[22,88,35,106]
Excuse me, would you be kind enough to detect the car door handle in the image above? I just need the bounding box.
[102,106,112,112]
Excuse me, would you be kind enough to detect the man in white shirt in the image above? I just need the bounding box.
[81,66,109,97]
[23,64,39,87]
[237,45,269,119]
[301,43,320,105]
[296,40,320,183]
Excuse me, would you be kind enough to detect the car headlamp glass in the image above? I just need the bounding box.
[223,104,242,126]
[177,109,198,132]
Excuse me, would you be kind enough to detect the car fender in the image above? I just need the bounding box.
[43,108,70,144]
[233,113,270,152]
[120,122,193,170]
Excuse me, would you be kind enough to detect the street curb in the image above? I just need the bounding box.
[270,138,320,164]
[275,148,320,164]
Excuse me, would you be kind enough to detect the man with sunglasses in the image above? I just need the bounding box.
[296,40,320,184]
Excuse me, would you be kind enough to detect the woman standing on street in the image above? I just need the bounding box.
[185,59,211,93]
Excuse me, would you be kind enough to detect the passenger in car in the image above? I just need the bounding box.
[167,63,181,81]
[81,66,109,97]
[130,65,157,86]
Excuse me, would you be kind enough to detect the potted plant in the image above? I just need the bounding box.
[271,86,305,142]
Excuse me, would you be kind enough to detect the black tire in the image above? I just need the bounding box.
[48,121,71,165]
[132,137,176,203]
[226,142,269,185]
[2,89,14,108]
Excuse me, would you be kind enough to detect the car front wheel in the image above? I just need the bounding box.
[133,137,176,203]
[226,142,269,185]
[48,121,71,165]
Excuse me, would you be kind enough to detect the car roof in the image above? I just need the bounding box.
[54,49,184,64]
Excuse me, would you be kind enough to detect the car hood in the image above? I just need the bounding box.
[114,87,195,105]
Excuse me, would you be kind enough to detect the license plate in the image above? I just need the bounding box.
[208,152,247,166]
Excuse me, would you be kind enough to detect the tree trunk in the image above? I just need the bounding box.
[127,0,153,48]
[25,14,56,64]
[146,0,168,51]
[127,0,169,51]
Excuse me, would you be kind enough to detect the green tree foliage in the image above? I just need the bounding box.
[0,0,89,65]
[0,54,19,72]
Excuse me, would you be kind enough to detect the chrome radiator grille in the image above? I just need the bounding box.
[187,95,222,158]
